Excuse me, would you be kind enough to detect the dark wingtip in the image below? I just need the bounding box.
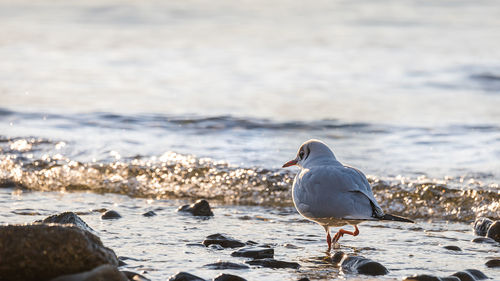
[379,214,414,223]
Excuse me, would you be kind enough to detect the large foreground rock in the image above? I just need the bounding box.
[0,223,119,281]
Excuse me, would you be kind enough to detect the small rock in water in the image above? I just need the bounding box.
[341,256,388,276]
[471,237,496,244]
[451,271,478,281]
[443,245,462,251]
[37,211,94,233]
[121,270,151,281]
[473,217,493,236]
[246,258,300,269]
[177,199,214,216]
[297,278,310,281]
[213,273,247,281]
[102,210,122,220]
[486,221,500,242]
[202,234,245,248]
[50,264,128,281]
[403,275,441,281]
[167,272,205,281]
[330,251,346,265]
[463,269,488,280]
[486,259,500,268]
[142,211,157,217]
[204,261,249,270]
[440,277,461,281]
[231,247,274,259]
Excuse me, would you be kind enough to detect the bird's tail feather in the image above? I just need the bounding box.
[378,214,414,223]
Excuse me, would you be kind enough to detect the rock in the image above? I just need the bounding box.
[177,199,214,216]
[451,271,476,281]
[231,247,274,259]
[121,271,151,281]
[341,256,388,276]
[443,245,462,251]
[202,234,245,248]
[440,277,460,281]
[297,278,310,281]
[50,265,128,281]
[486,259,500,268]
[213,273,247,281]
[37,212,94,232]
[203,261,249,270]
[473,217,493,236]
[102,210,122,219]
[331,251,346,265]
[167,272,205,281]
[471,237,496,244]
[486,221,500,242]
[463,269,488,280]
[403,275,441,281]
[142,211,157,217]
[246,258,300,269]
[0,223,118,281]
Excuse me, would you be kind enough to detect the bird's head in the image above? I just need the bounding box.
[282,139,336,168]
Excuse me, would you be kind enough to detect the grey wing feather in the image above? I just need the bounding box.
[343,165,385,218]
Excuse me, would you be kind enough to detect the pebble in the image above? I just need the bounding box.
[246,258,300,269]
[37,212,94,233]
[202,234,245,248]
[403,275,442,281]
[485,259,500,268]
[471,237,496,244]
[101,210,122,220]
[203,261,249,270]
[50,264,128,281]
[443,245,462,251]
[341,256,388,276]
[142,211,157,217]
[177,199,214,216]
[231,247,274,259]
[486,221,500,242]
[212,273,247,281]
[404,269,488,281]
[167,272,205,281]
[473,217,493,236]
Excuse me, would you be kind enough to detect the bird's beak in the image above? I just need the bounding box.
[282,159,298,168]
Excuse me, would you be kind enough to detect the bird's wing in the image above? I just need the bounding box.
[342,165,385,218]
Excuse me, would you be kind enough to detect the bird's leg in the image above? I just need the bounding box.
[324,226,332,253]
[331,225,360,245]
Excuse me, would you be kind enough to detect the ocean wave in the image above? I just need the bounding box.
[1,139,498,222]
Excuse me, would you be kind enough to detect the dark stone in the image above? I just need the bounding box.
[213,273,247,281]
[246,258,300,269]
[102,210,122,220]
[473,217,493,236]
[403,275,441,281]
[37,211,94,232]
[297,278,310,281]
[0,223,118,281]
[203,261,249,270]
[231,247,274,259]
[451,271,476,281]
[202,234,245,248]
[121,271,151,281]
[331,251,346,264]
[50,264,128,281]
[440,277,461,281]
[177,199,214,216]
[443,245,462,251]
[486,259,500,268]
[167,272,205,281]
[142,211,157,217]
[486,221,500,242]
[463,269,488,280]
[471,237,496,244]
[341,256,388,276]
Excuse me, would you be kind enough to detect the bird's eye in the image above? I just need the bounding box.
[299,150,305,159]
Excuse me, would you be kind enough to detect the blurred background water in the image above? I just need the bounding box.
[0,0,499,279]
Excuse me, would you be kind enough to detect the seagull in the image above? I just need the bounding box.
[283,139,413,252]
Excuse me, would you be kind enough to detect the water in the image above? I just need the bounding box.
[1,0,500,280]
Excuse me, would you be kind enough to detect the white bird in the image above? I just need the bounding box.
[283,139,413,252]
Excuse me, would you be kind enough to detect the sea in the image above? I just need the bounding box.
[0,0,499,280]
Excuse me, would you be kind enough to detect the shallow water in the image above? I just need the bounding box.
[1,188,499,280]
